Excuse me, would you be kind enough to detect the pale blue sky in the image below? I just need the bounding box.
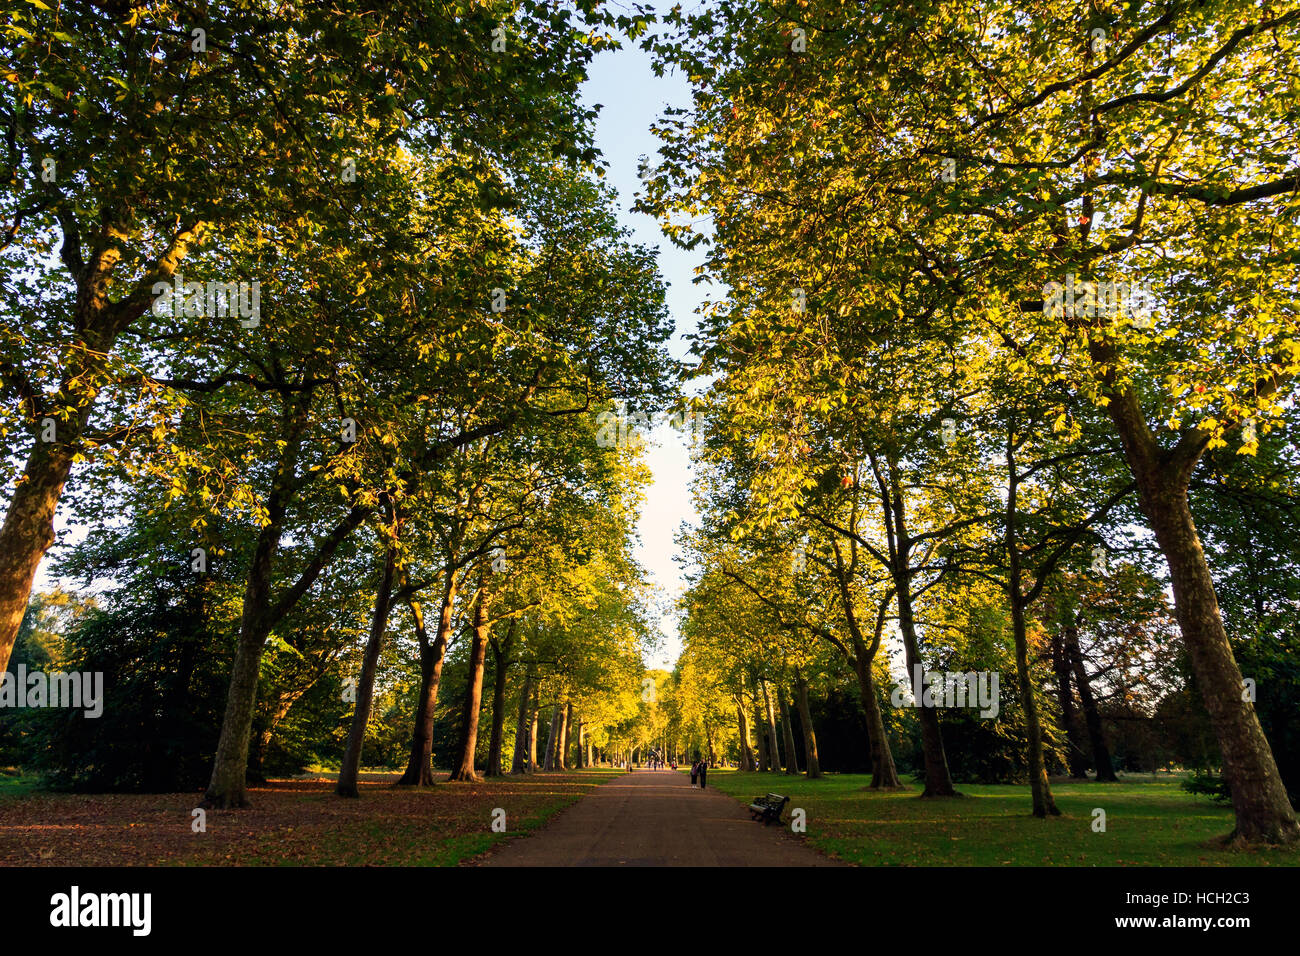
[580,39,705,669]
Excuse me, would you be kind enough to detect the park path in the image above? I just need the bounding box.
[476,769,843,867]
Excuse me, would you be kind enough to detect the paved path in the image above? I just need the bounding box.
[477,769,843,866]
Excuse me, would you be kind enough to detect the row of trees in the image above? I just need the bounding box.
[642,0,1300,845]
[2,3,674,805]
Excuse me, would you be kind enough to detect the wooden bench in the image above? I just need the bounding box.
[748,792,789,825]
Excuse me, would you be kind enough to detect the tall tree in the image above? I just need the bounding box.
[647,0,1300,844]
[0,0,622,677]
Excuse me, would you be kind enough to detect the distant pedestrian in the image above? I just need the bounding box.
[699,759,708,790]
[690,760,698,787]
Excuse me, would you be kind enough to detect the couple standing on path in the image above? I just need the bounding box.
[689,751,708,789]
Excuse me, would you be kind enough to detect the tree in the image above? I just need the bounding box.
[0,0,621,678]
[646,0,1300,844]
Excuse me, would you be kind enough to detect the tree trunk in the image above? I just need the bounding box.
[398,573,458,785]
[448,583,491,782]
[1010,595,1058,816]
[1066,612,1117,781]
[557,702,571,770]
[779,691,800,775]
[1005,433,1059,818]
[760,678,782,772]
[338,545,398,797]
[203,515,284,808]
[853,655,900,788]
[247,720,275,786]
[736,693,755,771]
[794,672,821,778]
[485,638,511,777]
[511,667,534,773]
[527,686,540,771]
[0,429,81,678]
[1052,618,1090,778]
[835,568,903,789]
[575,716,585,769]
[754,699,770,771]
[877,459,958,797]
[542,703,560,771]
[1104,375,1298,843]
[896,578,958,797]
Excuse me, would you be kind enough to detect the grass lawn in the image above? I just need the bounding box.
[0,771,40,799]
[702,770,1300,866]
[0,768,619,866]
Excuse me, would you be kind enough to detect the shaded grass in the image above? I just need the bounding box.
[0,769,620,867]
[0,771,39,799]
[702,770,1300,866]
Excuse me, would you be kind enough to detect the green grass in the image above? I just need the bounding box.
[702,770,1300,866]
[0,771,39,799]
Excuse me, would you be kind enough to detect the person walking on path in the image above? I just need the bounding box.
[692,751,708,790]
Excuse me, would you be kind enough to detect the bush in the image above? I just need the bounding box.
[1182,770,1231,803]
[28,573,233,793]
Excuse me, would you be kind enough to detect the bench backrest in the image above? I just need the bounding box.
[765,793,787,805]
